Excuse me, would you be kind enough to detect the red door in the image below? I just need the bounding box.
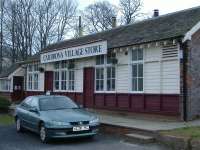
[83,67,95,108]
[12,76,24,101]
[44,71,53,92]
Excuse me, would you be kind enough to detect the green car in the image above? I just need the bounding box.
[14,95,99,143]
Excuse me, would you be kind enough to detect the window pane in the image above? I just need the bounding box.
[34,64,39,71]
[100,80,104,91]
[107,80,111,91]
[138,49,143,60]
[107,53,116,64]
[54,62,60,69]
[107,67,111,79]
[55,81,59,90]
[138,64,143,77]
[132,50,137,61]
[96,55,104,65]
[112,79,115,90]
[61,60,67,68]
[138,78,143,91]
[132,78,137,91]
[28,65,32,72]
[112,67,116,78]
[132,65,137,77]
[34,74,38,90]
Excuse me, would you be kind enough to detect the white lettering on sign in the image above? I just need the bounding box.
[41,41,107,63]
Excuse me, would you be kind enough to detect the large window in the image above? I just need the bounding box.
[95,53,116,92]
[0,79,10,91]
[131,49,143,92]
[53,60,75,91]
[27,64,39,90]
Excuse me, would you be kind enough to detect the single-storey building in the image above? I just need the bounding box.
[1,6,200,121]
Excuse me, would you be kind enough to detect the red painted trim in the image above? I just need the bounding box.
[21,91,180,116]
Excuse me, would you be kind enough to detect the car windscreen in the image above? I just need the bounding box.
[39,96,79,111]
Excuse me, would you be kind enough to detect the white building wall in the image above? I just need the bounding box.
[116,51,129,93]
[34,44,180,94]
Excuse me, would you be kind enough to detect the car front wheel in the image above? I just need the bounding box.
[16,118,23,132]
[40,123,48,143]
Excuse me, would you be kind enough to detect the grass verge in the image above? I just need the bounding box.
[0,114,14,125]
[160,126,200,140]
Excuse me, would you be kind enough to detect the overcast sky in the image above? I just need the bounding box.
[78,0,200,15]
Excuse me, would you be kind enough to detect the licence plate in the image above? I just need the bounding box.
[73,126,90,131]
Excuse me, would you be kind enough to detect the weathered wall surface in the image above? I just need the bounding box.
[187,28,200,119]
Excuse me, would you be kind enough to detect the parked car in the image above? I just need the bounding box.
[14,95,99,143]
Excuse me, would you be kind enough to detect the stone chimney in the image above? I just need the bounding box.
[153,9,159,17]
[112,16,117,28]
[78,16,83,37]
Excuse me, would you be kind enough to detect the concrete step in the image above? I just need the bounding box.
[124,133,155,144]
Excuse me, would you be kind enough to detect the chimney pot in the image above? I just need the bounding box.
[153,9,159,17]
[78,16,83,37]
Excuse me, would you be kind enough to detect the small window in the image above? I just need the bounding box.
[61,70,67,90]
[132,48,143,61]
[54,71,60,90]
[68,70,75,90]
[107,53,116,64]
[96,55,105,65]
[131,49,143,92]
[107,67,115,91]
[54,62,60,69]
[96,68,104,91]
[61,60,68,68]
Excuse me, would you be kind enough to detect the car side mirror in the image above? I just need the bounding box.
[29,107,38,113]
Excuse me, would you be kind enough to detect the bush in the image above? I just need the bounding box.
[0,96,11,112]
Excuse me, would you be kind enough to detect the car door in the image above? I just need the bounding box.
[18,97,33,128]
[26,97,40,132]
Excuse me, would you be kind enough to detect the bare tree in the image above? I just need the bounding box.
[56,0,77,41]
[119,0,142,24]
[83,1,117,33]
[36,0,60,50]
[0,0,5,73]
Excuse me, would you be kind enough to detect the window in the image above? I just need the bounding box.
[0,79,11,91]
[53,60,75,91]
[107,67,115,91]
[27,64,39,91]
[96,68,104,91]
[68,70,75,91]
[131,49,143,92]
[95,53,116,92]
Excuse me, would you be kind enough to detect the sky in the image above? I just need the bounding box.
[78,0,200,16]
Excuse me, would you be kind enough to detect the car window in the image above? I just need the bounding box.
[39,96,78,111]
[21,97,33,108]
[30,97,39,109]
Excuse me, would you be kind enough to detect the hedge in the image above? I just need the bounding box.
[0,96,11,112]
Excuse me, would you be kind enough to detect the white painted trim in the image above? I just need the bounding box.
[183,21,200,42]
[8,67,24,79]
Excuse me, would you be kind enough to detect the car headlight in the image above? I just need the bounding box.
[89,118,99,124]
[47,121,70,126]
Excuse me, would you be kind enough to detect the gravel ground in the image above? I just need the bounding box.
[0,125,171,150]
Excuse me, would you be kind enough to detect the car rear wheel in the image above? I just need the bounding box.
[16,118,23,132]
[40,123,48,143]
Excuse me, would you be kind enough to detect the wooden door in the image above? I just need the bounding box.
[83,67,95,108]
[12,76,24,101]
[44,71,53,92]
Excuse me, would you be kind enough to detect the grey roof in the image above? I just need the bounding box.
[0,63,21,78]
[42,6,200,53]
